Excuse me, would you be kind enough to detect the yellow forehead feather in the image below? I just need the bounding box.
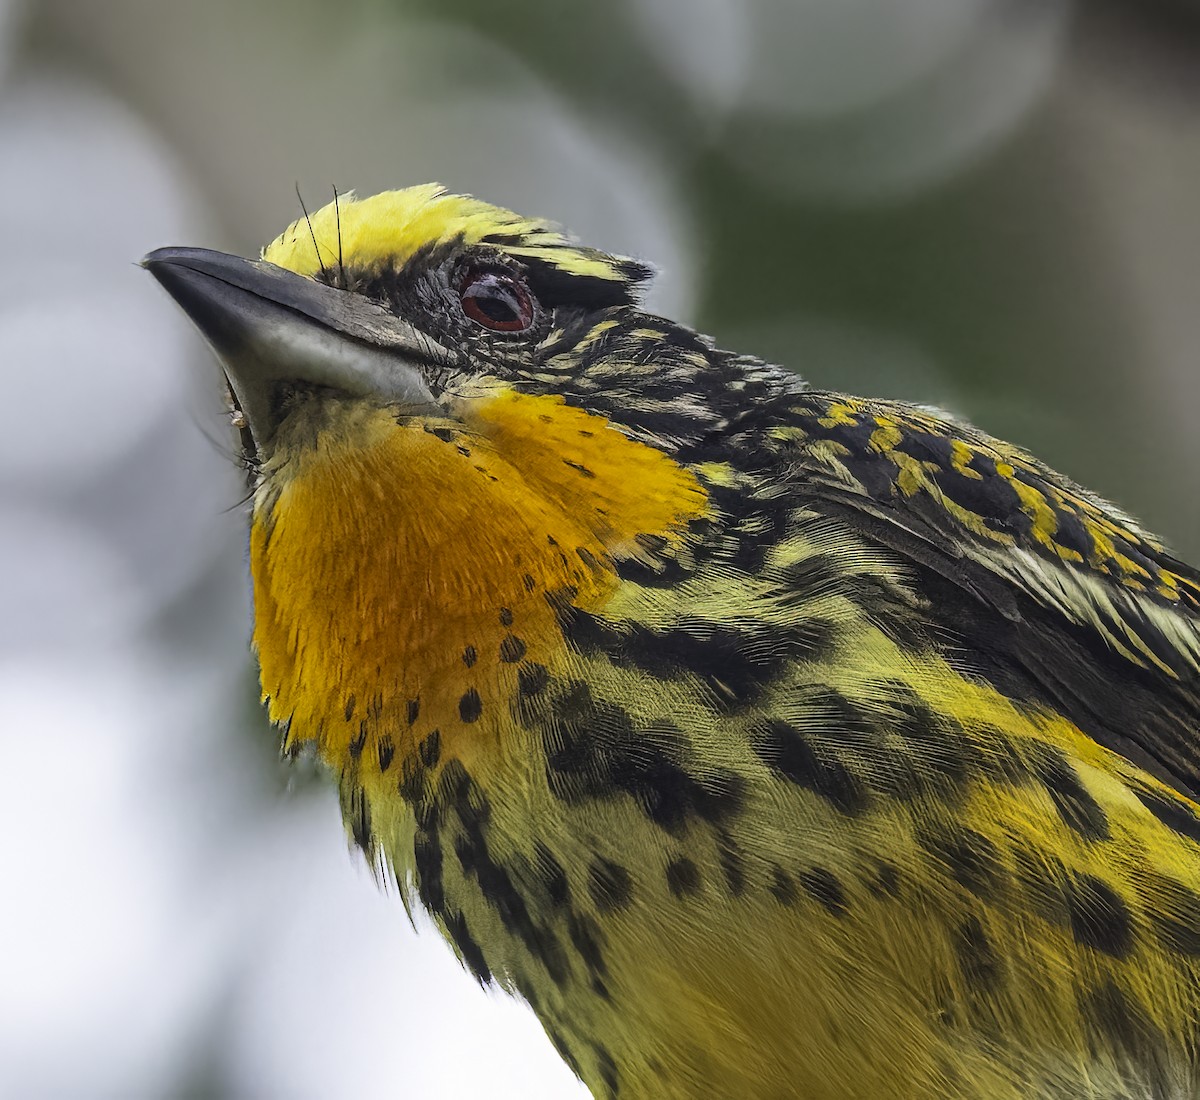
[262,184,630,283]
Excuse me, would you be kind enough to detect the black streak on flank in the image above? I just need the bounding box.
[884,683,976,787]
[595,1044,620,1098]
[568,912,608,976]
[1029,744,1110,842]
[343,694,356,721]
[567,613,838,711]
[499,607,514,627]
[459,688,483,723]
[1066,874,1133,958]
[1144,875,1200,956]
[348,722,367,759]
[406,697,421,726]
[589,858,633,913]
[414,825,444,913]
[445,764,571,987]
[918,827,1007,901]
[377,733,395,773]
[955,916,1003,993]
[443,909,491,984]
[547,1029,583,1078]
[1081,980,1171,1099]
[462,645,478,668]
[751,719,869,816]
[540,686,746,833]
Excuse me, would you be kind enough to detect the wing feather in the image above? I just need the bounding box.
[771,392,1200,797]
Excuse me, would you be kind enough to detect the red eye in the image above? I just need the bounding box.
[459,269,535,333]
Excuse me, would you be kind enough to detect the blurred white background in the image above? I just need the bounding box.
[1,0,1197,1096]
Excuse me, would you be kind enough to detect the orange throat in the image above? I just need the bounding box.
[249,387,707,776]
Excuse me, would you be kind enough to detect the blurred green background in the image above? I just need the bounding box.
[2,2,1198,1097]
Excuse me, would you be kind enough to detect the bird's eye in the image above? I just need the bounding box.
[458,269,535,333]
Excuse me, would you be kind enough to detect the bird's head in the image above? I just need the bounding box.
[144,185,776,774]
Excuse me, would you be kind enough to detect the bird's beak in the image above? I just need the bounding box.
[142,247,440,450]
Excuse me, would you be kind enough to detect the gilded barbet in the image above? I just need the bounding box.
[146,186,1200,1099]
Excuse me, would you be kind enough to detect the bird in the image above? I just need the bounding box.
[145,184,1200,1099]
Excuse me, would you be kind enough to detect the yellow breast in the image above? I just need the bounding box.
[249,386,707,775]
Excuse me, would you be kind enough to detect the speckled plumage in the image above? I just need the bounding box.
[152,187,1200,1099]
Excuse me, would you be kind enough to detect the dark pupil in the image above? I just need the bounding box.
[475,284,519,322]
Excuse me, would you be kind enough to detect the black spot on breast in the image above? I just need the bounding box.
[376,733,395,773]
[751,719,869,816]
[499,607,514,626]
[419,729,441,768]
[518,662,550,698]
[666,857,702,897]
[919,827,1007,900]
[589,859,633,913]
[462,645,477,668]
[799,867,847,916]
[954,916,1002,993]
[1066,874,1133,958]
[867,861,901,898]
[406,697,421,726]
[717,831,747,896]
[1029,744,1110,841]
[534,843,571,909]
[348,723,367,758]
[398,755,428,805]
[459,688,483,723]
[442,909,491,983]
[576,546,602,572]
[1135,787,1200,845]
[770,865,797,904]
[1013,846,1074,927]
[499,634,527,662]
